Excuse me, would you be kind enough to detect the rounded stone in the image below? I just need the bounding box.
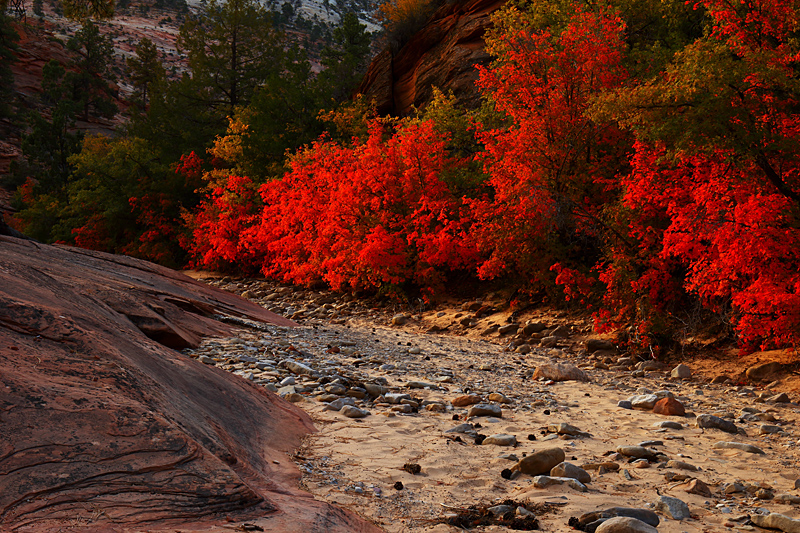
[514,447,565,476]
[595,517,659,533]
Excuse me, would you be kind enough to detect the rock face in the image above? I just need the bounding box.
[0,237,379,532]
[357,0,504,116]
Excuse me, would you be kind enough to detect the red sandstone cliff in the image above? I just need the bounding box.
[357,0,504,116]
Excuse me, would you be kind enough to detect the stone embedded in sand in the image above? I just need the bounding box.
[498,323,519,335]
[341,405,370,418]
[488,392,512,404]
[578,508,660,529]
[696,414,739,433]
[595,517,659,533]
[654,421,684,429]
[655,495,691,520]
[482,434,517,446]
[760,424,783,434]
[284,360,315,376]
[751,513,800,533]
[384,393,411,404]
[532,363,590,382]
[532,475,587,491]
[680,478,712,497]
[666,460,697,471]
[746,361,784,381]
[514,447,566,476]
[452,394,483,407]
[671,364,692,379]
[523,322,547,336]
[406,380,435,389]
[653,397,686,416]
[445,423,477,436]
[550,462,591,484]
[712,441,766,454]
[467,403,502,418]
[768,392,791,403]
[586,338,615,353]
[364,383,389,397]
[391,313,410,326]
[582,461,620,472]
[775,494,800,504]
[549,422,591,437]
[616,446,655,459]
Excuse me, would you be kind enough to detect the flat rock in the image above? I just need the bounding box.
[514,447,565,476]
[482,433,517,446]
[712,441,766,454]
[533,363,590,382]
[578,508,660,528]
[655,495,691,520]
[341,405,370,418]
[532,475,587,491]
[452,394,483,407]
[617,446,655,459]
[586,339,615,353]
[751,513,800,533]
[746,361,784,381]
[467,403,502,418]
[680,478,712,497]
[0,237,377,532]
[696,414,739,433]
[666,460,697,471]
[654,421,684,429]
[550,422,591,437]
[595,517,658,533]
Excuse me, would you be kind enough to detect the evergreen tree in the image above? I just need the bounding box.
[0,11,18,119]
[66,20,118,121]
[319,12,372,102]
[126,37,165,109]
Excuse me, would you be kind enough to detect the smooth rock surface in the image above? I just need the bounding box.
[595,516,659,533]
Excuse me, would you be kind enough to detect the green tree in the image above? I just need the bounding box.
[66,20,118,121]
[176,0,281,116]
[319,12,372,102]
[0,11,18,119]
[61,0,114,20]
[126,37,165,108]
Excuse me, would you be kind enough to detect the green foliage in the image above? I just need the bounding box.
[0,12,18,119]
[65,21,118,120]
[126,37,165,109]
[61,0,114,20]
[319,12,372,101]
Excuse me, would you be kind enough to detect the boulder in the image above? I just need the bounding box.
[513,447,565,476]
[0,237,379,532]
[746,361,784,381]
[533,363,590,382]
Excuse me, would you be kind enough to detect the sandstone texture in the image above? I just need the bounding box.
[0,237,377,532]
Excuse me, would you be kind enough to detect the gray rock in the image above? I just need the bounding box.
[550,422,591,437]
[696,414,739,434]
[533,362,590,382]
[654,421,683,430]
[364,383,389,396]
[551,325,571,338]
[523,322,547,336]
[487,504,515,517]
[445,423,477,437]
[751,513,800,533]
[532,475,588,491]
[550,462,591,484]
[618,400,633,409]
[385,392,411,404]
[671,364,692,379]
[324,397,356,411]
[280,376,296,386]
[482,433,517,446]
[514,447,565,476]
[768,392,791,403]
[341,405,370,418]
[774,494,800,504]
[712,441,766,454]
[655,495,691,520]
[595,517,658,533]
[406,380,435,389]
[278,385,297,397]
[760,424,784,434]
[540,336,559,348]
[284,360,314,375]
[467,403,503,418]
[498,323,519,335]
[198,355,215,365]
[629,394,659,410]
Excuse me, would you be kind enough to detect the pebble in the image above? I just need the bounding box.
[482,433,516,446]
[671,364,692,379]
[595,517,658,533]
[550,422,590,437]
[666,460,697,471]
[696,414,739,433]
[452,394,483,407]
[760,424,784,434]
[341,405,370,418]
[653,397,685,416]
[654,421,683,429]
[617,446,655,459]
[654,495,691,520]
[514,447,565,476]
[467,403,502,418]
[712,441,766,454]
[532,475,588,491]
[488,392,512,404]
[198,355,215,364]
[550,462,591,483]
[533,362,590,382]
